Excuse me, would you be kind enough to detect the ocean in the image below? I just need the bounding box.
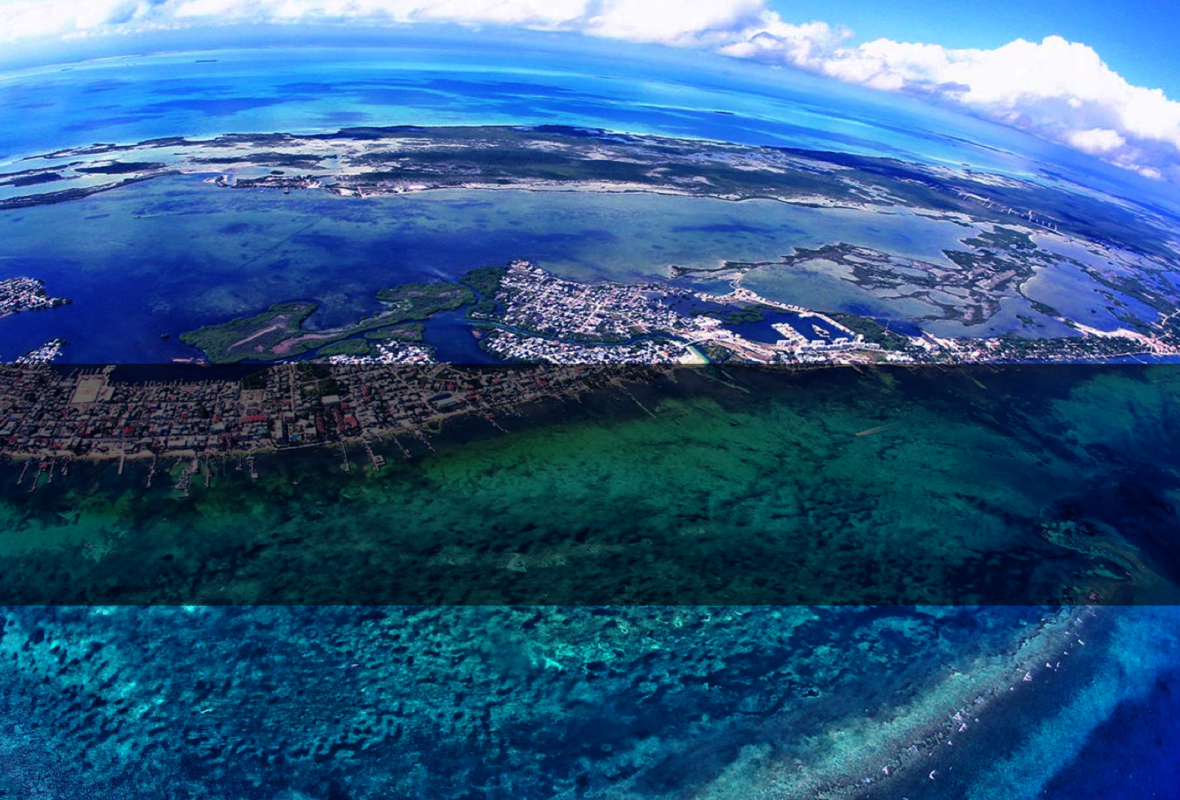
[1,32,1180,799]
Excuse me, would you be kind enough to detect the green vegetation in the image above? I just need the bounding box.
[467,297,500,319]
[317,339,372,357]
[694,305,767,325]
[365,324,425,341]
[701,341,735,363]
[181,282,472,363]
[295,363,332,382]
[287,125,867,203]
[965,226,1037,252]
[354,145,656,185]
[295,363,340,397]
[375,281,473,317]
[240,370,269,391]
[180,302,318,364]
[75,161,165,175]
[460,265,507,297]
[461,264,508,319]
[1028,299,1062,317]
[828,313,915,352]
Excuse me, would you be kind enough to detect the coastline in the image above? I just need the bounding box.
[0,362,1174,605]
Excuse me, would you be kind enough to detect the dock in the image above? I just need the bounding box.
[363,439,384,472]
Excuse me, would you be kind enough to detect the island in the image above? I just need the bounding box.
[5,125,1180,367]
[180,282,473,363]
[0,277,69,317]
[7,124,1176,267]
[172,252,1180,368]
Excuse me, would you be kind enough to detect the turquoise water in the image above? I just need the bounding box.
[3,365,1179,605]
[4,363,1176,797]
[0,604,1175,800]
[0,40,1061,178]
[2,32,1180,800]
[2,357,1179,795]
[3,31,1174,211]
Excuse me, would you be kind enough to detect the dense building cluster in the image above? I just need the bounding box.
[13,338,66,364]
[326,340,437,365]
[494,260,702,342]
[486,261,893,364]
[481,329,698,364]
[0,277,67,317]
[0,363,654,463]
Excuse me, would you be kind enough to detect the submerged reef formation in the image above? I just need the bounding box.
[0,606,1175,800]
[0,364,1178,606]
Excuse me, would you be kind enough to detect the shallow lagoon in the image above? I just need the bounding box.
[0,39,1076,182]
[1,364,1180,797]
[0,177,977,362]
[4,364,1179,606]
[1022,258,1157,333]
[741,256,938,318]
[3,36,1180,800]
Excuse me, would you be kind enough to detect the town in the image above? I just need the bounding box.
[0,277,68,317]
[472,260,883,365]
[475,261,1180,366]
[0,362,663,487]
[3,316,1162,488]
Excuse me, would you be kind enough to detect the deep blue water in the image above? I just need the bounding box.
[731,311,835,343]
[424,308,497,363]
[1,36,1176,363]
[2,30,1180,800]
[1042,665,1180,799]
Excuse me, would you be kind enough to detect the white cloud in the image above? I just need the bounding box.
[701,26,1180,181]
[717,20,853,71]
[585,0,764,45]
[1,0,1178,181]
[1066,128,1127,155]
[168,0,588,26]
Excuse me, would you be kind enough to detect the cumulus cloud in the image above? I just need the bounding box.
[585,0,765,45]
[789,33,1180,181]
[1066,128,1127,155]
[1,0,1178,181]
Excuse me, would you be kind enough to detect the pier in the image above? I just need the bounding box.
[363,439,384,472]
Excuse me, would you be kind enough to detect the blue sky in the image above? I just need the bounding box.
[772,0,1180,96]
[0,0,1178,183]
